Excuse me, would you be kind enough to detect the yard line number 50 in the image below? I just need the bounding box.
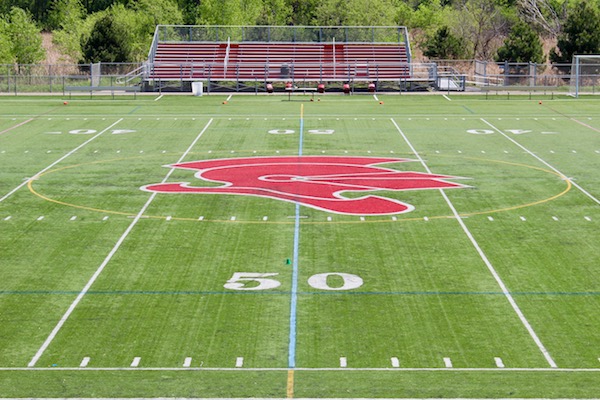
[224,272,363,291]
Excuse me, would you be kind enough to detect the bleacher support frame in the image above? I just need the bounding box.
[143,25,452,93]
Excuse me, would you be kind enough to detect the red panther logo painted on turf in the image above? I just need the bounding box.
[142,156,468,215]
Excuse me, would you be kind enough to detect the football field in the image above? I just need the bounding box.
[0,92,599,398]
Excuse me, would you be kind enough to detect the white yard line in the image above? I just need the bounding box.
[27,118,213,367]
[390,118,558,369]
[154,94,164,101]
[3,366,600,372]
[0,119,123,204]
[481,118,600,207]
[442,94,452,101]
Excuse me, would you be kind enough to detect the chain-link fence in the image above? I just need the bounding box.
[0,63,143,94]
[0,60,587,94]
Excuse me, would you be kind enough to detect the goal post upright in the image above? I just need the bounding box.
[573,55,579,98]
[569,55,600,98]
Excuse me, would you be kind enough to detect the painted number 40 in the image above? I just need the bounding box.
[224,272,363,291]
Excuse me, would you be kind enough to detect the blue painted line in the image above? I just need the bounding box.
[288,106,304,369]
[462,105,475,114]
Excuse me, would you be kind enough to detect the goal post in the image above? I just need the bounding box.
[569,55,600,97]
[91,62,101,87]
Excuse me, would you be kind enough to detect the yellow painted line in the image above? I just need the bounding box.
[286,369,294,398]
[27,155,571,224]
[0,118,33,135]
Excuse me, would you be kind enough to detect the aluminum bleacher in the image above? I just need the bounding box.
[145,26,415,90]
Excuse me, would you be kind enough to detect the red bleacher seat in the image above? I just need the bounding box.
[148,42,410,82]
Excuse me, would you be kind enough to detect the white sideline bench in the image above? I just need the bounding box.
[480,85,556,99]
[65,86,141,99]
[285,86,318,101]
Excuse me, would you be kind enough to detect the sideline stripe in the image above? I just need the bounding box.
[0,119,123,204]
[482,118,600,207]
[27,118,214,367]
[288,104,304,370]
[391,118,558,369]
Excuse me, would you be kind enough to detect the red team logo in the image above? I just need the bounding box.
[142,156,468,215]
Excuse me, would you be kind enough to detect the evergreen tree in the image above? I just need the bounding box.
[550,1,600,63]
[496,21,544,63]
[423,26,465,59]
[80,12,128,62]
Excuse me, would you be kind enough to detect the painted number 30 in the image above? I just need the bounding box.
[224,272,363,291]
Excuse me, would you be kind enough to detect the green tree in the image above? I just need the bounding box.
[176,0,199,24]
[49,0,86,62]
[128,0,182,59]
[256,0,292,25]
[452,0,510,59]
[287,0,320,25]
[81,0,124,14]
[496,20,544,62]
[408,0,446,31]
[80,11,128,62]
[6,7,45,65]
[312,0,348,26]
[423,26,466,59]
[47,0,84,30]
[0,18,15,63]
[345,0,401,26]
[550,1,600,63]
[313,0,401,26]
[130,0,182,28]
[197,0,262,25]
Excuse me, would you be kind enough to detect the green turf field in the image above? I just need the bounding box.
[0,92,599,398]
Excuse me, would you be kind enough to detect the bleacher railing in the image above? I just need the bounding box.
[154,25,409,45]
